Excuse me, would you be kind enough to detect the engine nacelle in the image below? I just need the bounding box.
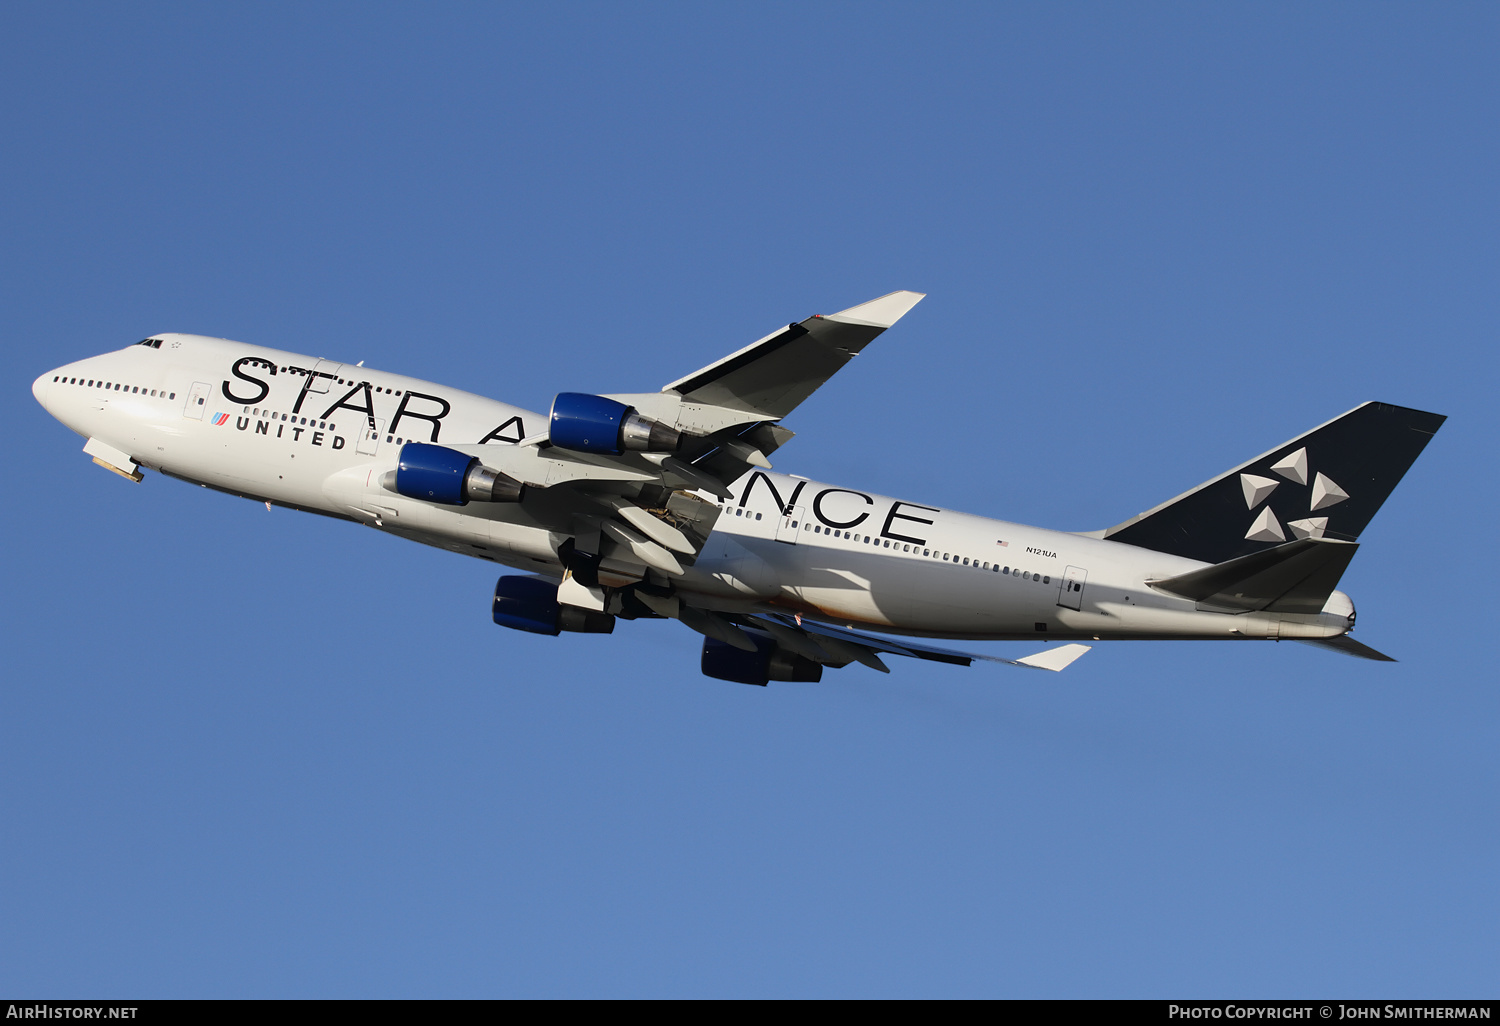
[393,443,524,505]
[701,635,823,686]
[492,576,615,636]
[549,392,681,456]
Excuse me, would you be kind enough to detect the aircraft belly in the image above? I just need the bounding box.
[680,532,780,600]
[788,575,890,625]
[163,418,339,508]
[783,549,996,630]
[484,517,564,564]
[313,463,561,564]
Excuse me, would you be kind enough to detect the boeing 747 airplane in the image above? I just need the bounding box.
[31,292,1443,683]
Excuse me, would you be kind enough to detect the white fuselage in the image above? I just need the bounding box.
[32,335,1355,644]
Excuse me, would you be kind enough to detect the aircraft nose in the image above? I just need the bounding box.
[32,370,54,409]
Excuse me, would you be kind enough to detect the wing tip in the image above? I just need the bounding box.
[1294,636,1398,662]
[1014,643,1092,672]
[824,290,926,328]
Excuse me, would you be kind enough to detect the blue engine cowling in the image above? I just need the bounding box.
[549,392,681,456]
[492,576,615,635]
[396,442,474,504]
[395,443,524,505]
[701,636,823,686]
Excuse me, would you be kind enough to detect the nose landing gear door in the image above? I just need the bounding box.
[1057,565,1087,611]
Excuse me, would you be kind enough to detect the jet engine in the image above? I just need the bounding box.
[548,392,681,456]
[700,635,823,686]
[392,442,524,505]
[492,575,615,636]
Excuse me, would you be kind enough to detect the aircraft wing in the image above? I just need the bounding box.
[590,290,924,486]
[774,614,1091,673]
[652,605,1090,675]
[658,290,926,419]
[438,292,927,609]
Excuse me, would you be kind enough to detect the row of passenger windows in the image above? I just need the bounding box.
[327,372,399,394]
[53,376,175,400]
[787,517,1052,582]
[720,502,1056,583]
[270,366,401,395]
[292,366,401,395]
[720,506,764,521]
[247,407,336,431]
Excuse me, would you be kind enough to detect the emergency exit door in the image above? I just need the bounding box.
[307,359,343,395]
[1057,565,1087,610]
[356,418,384,455]
[183,381,211,420]
[775,505,803,545]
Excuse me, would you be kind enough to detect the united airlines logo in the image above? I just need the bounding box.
[1239,447,1348,542]
[210,412,230,426]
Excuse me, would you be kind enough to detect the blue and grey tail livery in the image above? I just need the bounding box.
[1103,402,1445,565]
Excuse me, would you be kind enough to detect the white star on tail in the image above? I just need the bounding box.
[1245,506,1286,542]
[1270,447,1309,485]
[1240,474,1279,509]
[1310,472,1349,511]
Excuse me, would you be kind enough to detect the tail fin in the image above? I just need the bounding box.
[1102,402,1444,564]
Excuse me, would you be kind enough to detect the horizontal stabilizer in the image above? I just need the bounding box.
[1294,636,1397,662]
[1148,537,1358,614]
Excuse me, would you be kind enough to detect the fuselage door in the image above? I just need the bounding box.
[184,381,211,420]
[356,417,384,455]
[1057,565,1087,610]
[775,505,803,545]
[308,359,342,394]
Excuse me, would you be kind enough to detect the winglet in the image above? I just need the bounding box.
[1012,643,1091,672]
[824,290,926,328]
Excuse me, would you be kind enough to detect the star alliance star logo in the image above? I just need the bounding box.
[1239,447,1348,542]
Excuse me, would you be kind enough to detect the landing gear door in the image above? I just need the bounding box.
[775,505,803,545]
[184,381,211,420]
[356,418,385,455]
[1057,565,1087,610]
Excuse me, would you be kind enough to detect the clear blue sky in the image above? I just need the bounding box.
[2,2,1495,998]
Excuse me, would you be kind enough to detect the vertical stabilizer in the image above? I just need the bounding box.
[1103,402,1444,564]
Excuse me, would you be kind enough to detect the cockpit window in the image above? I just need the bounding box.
[135,338,163,349]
